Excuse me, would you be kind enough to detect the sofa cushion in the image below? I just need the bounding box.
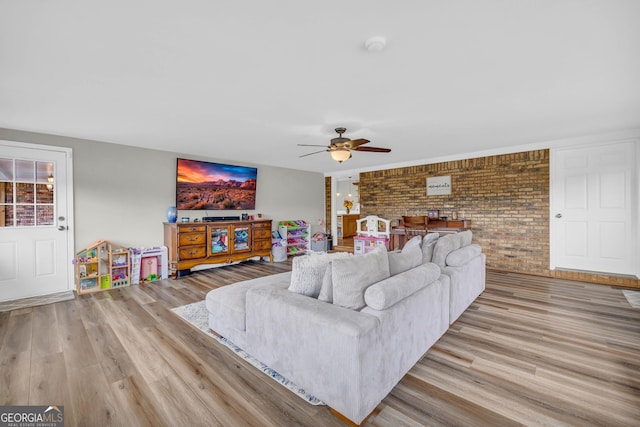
[288,252,351,297]
[459,230,473,247]
[431,233,462,267]
[423,232,440,244]
[364,263,441,310]
[446,243,482,267]
[317,263,334,303]
[206,271,292,332]
[421,240,437,264]
[332,246,390,310]
[388,245,423,276]
[402,235,422,250]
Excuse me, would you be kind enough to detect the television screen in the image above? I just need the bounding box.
[176,158,257,210]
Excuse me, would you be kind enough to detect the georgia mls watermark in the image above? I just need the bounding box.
[0,406,64,427]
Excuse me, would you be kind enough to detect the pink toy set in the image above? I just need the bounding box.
[353,215,391,255]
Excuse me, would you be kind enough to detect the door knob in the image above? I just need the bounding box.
[58,225,67,231]
[555,213,562,218]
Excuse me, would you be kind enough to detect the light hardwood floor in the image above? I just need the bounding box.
[1,261,638,426]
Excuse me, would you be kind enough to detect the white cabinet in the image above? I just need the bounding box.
[278,220,310,256]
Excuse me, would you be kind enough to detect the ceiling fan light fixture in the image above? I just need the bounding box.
[331,149,352,163]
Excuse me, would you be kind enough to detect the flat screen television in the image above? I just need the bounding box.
[176,158,257,210]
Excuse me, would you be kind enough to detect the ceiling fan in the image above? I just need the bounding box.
[298,127,391,163]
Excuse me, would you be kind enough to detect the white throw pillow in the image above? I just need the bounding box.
[331,246,390,310]
[423,232,440,244]
[317,263,334,303]
[388,245,423,276]
[288,252,351,298]
[402,235,422,251]
[459,230,473,247]
[421,240,437,264]
[431,233,462,268]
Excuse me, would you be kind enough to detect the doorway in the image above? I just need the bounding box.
[332,177,359,251]
[0,141,74,302]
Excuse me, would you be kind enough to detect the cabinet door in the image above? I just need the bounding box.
[209,226,230,256]
[231,225,251,253]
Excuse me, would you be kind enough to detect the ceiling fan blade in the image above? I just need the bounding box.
[345,138,370,149]
[353,146,391,153]
[299,149,327,158]
[297,144,330,147]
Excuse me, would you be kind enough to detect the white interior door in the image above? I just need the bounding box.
[0,141,73,302]
[551,141,637,276]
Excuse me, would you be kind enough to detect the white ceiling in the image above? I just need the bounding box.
[1,1,639,175]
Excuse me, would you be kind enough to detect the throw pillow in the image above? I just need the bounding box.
[459,230,473,247]
[431,233,462,268]
[402,235,422,251]
[423,232,440,244]
[421,239,437,264]
[317,263,333,303]
[288,252,351,298]
[388,245,423,276]
[331,246,390,310]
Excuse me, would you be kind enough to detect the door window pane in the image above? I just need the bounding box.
[0,182,12,203]
[16,205,35,226]
[36,205,54,225]
[16,183,35,203]
[0,158,13,180]
[1,205,12,227]
[16,159,34,182]
[36,183,54,204]
[36,161,53,183]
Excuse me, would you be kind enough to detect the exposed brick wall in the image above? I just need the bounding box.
[359,149,550,276]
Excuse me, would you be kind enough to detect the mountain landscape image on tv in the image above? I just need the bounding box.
[176,158,257,210]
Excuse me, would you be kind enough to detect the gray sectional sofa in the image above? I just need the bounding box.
[206,230,485,425]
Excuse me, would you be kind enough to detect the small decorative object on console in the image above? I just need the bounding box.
[167,206,178,223]
[343,199,354,214]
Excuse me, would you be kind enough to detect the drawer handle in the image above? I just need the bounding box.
[188,250,198,255]
[188,237,199,241]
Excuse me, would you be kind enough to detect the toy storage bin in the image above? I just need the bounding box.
[311,240,327,252]
[272,243,287,262]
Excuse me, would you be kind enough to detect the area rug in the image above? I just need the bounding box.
[622,290,640,308]
[171,301,324,405]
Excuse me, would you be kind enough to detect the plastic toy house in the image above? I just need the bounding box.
[354,215,391,254]
[130,246,169,284]
[74,240,131,294]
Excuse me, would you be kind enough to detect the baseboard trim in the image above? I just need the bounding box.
[0,290,75,313]
[550,268,639,288]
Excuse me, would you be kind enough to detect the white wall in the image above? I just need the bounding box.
[0,128,325,251]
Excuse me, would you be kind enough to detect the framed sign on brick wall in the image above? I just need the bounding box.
[427,176,451,195]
